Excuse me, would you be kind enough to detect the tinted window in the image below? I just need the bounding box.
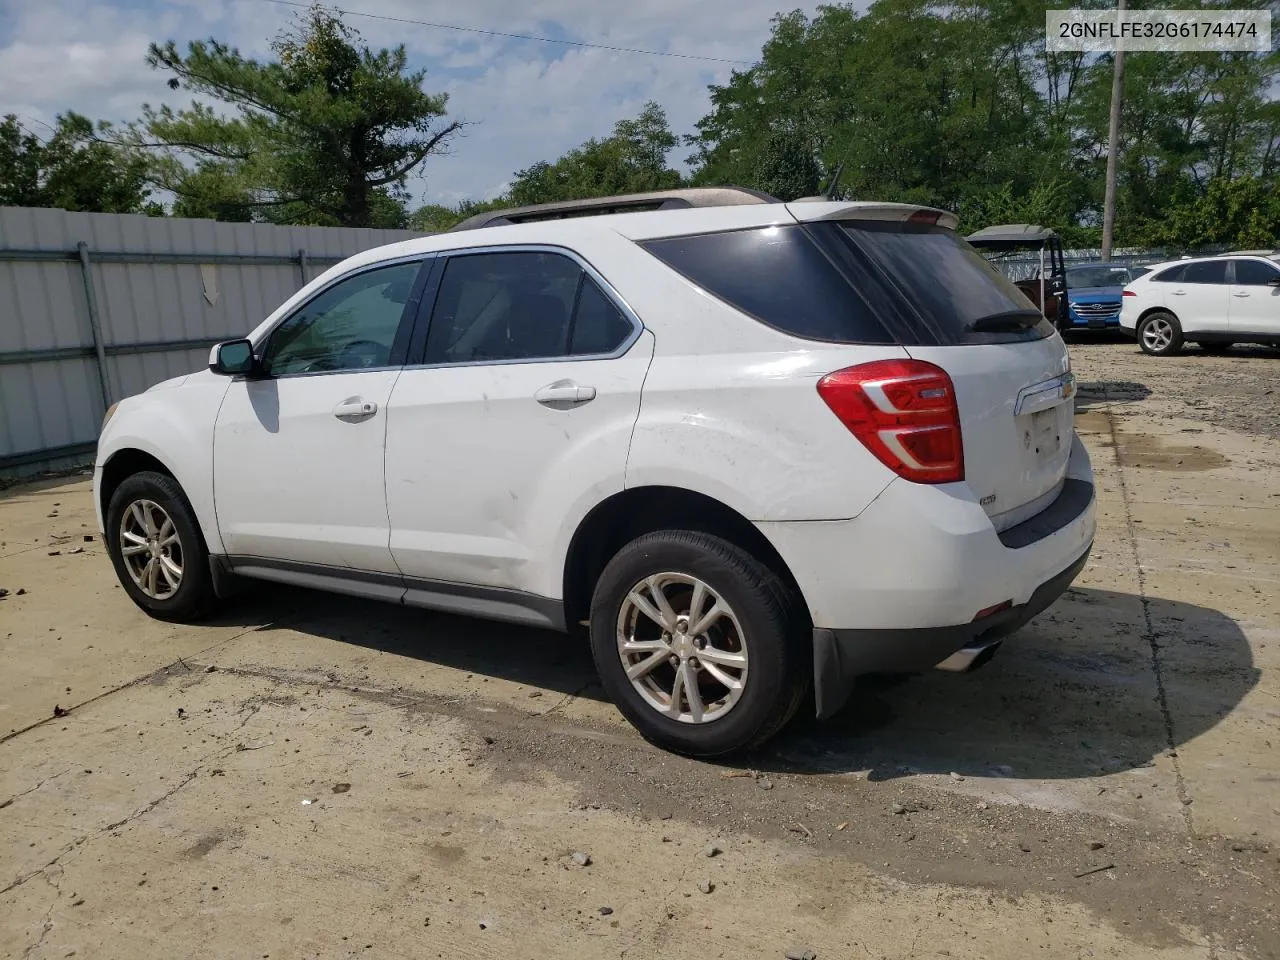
[423,251,632,364]
[1130,266,1152,280]
[640,225,895,344]
[1182,260,1228,284]
[262,261,420,376]
[1233,259,1280,285]
[838,222,1049,342]
[570,279,633,355]
[1151,264,1186,283]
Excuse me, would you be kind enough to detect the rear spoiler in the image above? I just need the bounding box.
[786,201,959,232]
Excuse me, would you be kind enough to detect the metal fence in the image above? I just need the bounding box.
[990,246,1223,282]
[0,206,421,475]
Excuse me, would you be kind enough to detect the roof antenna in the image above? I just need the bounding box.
[823,161,846,200]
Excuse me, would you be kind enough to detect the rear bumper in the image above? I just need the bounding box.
[811,544,1090,716]
[755,432,1097,718]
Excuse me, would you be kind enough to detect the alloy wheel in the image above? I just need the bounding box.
[616,573,749,724]
[119,499,184,600]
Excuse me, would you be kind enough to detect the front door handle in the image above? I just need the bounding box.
[1232,292,1250,298]
[1171,289,1187,296]
[534,380,596,409]
[333,396,378,423]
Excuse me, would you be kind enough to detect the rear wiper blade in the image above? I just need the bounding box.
[969,310,1043,332]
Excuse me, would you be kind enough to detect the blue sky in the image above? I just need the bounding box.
[0,0,821,208]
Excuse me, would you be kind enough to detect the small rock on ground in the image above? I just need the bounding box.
[571,851,591,866]
[598,906,613,916]
[786,949,817,960]
[703,843,720,858]
[697,879,713,894]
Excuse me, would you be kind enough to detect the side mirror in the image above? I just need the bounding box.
[209,339,256,376]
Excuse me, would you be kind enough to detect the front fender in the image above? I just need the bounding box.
[97,375,232,554]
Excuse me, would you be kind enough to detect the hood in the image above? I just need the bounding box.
[145,374,192,393]
[1068,286,1124,303]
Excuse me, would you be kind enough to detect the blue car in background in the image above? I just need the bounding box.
[1063,263,1152,330]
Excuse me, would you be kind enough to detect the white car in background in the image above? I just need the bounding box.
[94,188,1096,757]
[1120,253,1280,355]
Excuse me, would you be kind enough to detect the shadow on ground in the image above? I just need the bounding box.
[206,582,1256,783]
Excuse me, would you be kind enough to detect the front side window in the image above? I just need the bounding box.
[1182,260,1228,285]
[1233,259,1280,285]
[261,261,422,376]
[422,251,634,364]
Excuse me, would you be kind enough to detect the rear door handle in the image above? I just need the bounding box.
[534,380,596,408]
[333,397,378,422]
[1233,292,1250,298]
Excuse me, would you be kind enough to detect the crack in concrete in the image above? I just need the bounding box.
[0,628,263,747]
[1101,393,1195,834]
[2,753,224,899]
[0,768,72,812]
[19,865,61,960]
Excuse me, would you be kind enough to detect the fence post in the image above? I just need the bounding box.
[298,248,308,288]
[76,241,113,410]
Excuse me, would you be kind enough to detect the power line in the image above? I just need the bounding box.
[259,0,754,66]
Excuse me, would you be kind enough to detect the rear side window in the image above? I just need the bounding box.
[1151,265,1185,282]
[640,226,895,344]
[1233,259,1280,285]
[1183,260,1228,284]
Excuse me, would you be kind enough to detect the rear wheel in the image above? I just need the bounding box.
[1138,311,1184,356]
[106,471,215,622]
[1198,341,1231,354]
[588,531,809,757]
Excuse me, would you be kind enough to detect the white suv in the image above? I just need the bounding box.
[95,189,1096,756]
[1119,253,1280,355]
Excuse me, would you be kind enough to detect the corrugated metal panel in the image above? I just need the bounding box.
[0,206,420,473]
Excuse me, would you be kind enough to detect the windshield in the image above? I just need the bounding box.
[1066,264,1135,288]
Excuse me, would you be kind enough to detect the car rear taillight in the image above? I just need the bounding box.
[817,359,964,484]
[1122,290,1136,297]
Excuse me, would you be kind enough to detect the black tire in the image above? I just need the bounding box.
[1137,311,1184,356]
[1198,341,1231,354]
[588,530,809,757]
[105,470,215,622]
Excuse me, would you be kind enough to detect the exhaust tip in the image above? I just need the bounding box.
[935,638,1003,673]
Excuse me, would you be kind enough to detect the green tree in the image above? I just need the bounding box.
[507,101,683,206]
[0,113,153,213]
[688,1,1279,245]
[752,129,823,200]
[407,197,510,232]
[124,4,459,226]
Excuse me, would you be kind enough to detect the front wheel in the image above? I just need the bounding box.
[105,470,215,622]
[1138,311,1184,356]
[588,530,809,757]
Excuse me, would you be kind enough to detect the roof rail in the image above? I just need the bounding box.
[447,186,779,232]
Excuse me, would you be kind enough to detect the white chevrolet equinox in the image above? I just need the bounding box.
[95,188,1096,756]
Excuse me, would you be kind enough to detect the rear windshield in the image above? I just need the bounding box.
[639,221,1050,347]
[833,221,1050,343]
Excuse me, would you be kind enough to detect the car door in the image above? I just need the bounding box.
[1228,258,1280,336]
[213,257,429,576]
[383,248,653,610]
[1166,259,1230,333]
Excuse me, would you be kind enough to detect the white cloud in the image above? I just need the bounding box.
[0,0,823,206]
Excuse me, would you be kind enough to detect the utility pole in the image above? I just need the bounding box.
[1101,0,1126,261]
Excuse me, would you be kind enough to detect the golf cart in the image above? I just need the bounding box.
[966,224,1068,329]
